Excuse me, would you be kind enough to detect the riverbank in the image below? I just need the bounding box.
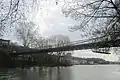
[72,57,120,65]
[0,51,119,68]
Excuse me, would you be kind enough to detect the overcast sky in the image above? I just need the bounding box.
[4,0,119,61]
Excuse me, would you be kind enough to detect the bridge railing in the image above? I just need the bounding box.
[37,36,108,50]
[38,39,93,49]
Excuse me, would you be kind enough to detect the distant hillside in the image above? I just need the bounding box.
[72,57,109,65]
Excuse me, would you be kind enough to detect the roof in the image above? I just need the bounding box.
[0,39,10,42]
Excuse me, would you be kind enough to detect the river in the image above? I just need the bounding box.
[0,65,120,80]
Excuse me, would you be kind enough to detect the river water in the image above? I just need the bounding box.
[0,65,120,80]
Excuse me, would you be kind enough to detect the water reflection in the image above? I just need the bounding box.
[0,66,72,80]
[0,69,21,80]
[0,65,120,80]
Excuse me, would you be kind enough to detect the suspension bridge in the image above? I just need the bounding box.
[8,36,120,56]
[0,36,119,67]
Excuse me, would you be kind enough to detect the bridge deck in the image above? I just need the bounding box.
[10,39,120,56]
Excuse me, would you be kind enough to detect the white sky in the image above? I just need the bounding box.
[34,0,82,40]
[3,0,119,61]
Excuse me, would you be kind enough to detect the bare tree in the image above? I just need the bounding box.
[16,22,38,47]
[48,35,73,65]
[48,35,70,48]
[0,0,38,36]
[62,0,120,39]
[33,35,71,50]
[33,37,50,49]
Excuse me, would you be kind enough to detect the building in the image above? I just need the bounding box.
[0,39,10,53]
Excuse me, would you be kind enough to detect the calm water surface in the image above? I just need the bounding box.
[0,65,120,80]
